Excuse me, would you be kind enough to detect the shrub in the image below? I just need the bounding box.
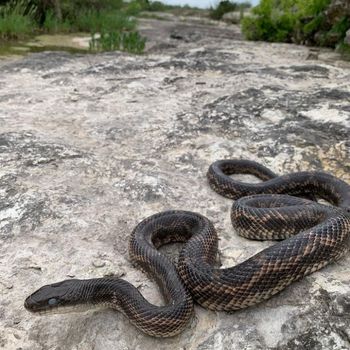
[210,1,251,20]
[241,0,349,49]
[144,1,168,12]
[210,1,237,20]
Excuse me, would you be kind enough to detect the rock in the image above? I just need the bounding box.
[306,48,320,60]
[0,16,349,350]
[170,29,202,43]
[345,29,350,45]
[92,259,106,268]
[325,0,350,25]
[222,11,241,24]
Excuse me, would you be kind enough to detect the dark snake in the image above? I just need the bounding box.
[25,159,350,337]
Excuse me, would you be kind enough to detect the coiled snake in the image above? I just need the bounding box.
[25,159,350,337]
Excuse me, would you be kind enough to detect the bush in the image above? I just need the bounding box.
[144,1,168,12]
[210,1,251,20]
[242,0,349,49]
[210,1,237,20]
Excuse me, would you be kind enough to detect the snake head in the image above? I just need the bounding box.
[24,279,82,314]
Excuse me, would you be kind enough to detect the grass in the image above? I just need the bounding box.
[73,10,137,33]
[42,10,71,33]
[0,0,148,54]
[89,30,146,53]
[0,0,207,54]
[0,0,36,39]
[0,11,33,39]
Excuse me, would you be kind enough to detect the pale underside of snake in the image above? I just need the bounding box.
[25,159,350,337]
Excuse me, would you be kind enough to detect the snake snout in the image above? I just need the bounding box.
[24,280,77,313]
[24,294,43,313]
[24,296,32,310]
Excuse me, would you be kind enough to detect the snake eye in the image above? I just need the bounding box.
[48,298,58,306]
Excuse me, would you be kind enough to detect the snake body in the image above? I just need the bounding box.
[25,159,350,337]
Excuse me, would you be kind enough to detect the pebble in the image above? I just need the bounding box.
[92,259,106,268]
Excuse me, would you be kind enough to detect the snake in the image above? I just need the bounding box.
[24,159,350,337]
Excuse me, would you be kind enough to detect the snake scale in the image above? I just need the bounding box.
[25,159,350,337]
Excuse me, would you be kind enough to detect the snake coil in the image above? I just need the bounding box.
[25,159,350,337]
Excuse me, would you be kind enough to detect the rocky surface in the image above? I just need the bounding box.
[346,29,350,45]
[0,17,350,350]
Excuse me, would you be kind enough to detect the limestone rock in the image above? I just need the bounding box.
[222,11,241,24]
[325,0,350,25]
[0,17,349,350]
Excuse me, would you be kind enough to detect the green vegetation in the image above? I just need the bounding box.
[0,0,147,53]
[241,0,350,52]
[337,42,350,60]
[0,0,36,39]
[136,0,200,13]
[0,0,210,53]
[74,10,136,33]
[210,1,251,21]
[135,0,204,17]
[141,1,170,11]
[42,9,70,33]
[89,30,146,53]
